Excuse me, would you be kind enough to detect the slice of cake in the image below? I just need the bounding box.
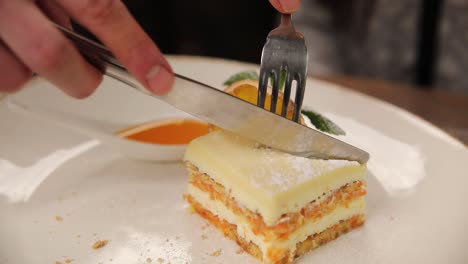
[184,131,366,264]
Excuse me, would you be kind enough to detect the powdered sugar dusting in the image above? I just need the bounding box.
[244,147,358,195]
[190,131,360,197]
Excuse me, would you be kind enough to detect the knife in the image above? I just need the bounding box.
[56,24,369,164]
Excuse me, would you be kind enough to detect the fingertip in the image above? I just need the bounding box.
[0,71,33,94]
[0,43,33,94]
[66,69,103,99]
[145,65,174,95]
[270,0,301,13]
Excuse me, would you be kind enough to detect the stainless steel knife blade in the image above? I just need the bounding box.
[166,74,369,164]
[57,23,369,164]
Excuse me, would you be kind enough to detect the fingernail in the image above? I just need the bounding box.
[279,0,300,13]
[145,65,174,95]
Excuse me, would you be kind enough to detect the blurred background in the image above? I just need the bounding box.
[79,0,468,95]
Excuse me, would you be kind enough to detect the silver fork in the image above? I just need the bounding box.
[258,14,308,122]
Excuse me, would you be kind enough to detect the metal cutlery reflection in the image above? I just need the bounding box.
[258,14,308,122]
[53,23,369,164]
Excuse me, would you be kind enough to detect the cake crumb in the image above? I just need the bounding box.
[209,248,222,257]
[146,257,152,263]
[64,258,73,264]
[54,261,62,264]
[157,258,164,263]
[55,216,63,222]
[187,207,196,214]
[201,234,208,240]
[92,240,109,249]
[236,248,244,254]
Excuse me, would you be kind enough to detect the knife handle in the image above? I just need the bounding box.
[54,23,154,97]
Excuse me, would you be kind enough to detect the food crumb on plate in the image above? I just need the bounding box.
[92,240,109,249]
[236,248,244,254]
[157,257,164,263]
[55,216,63,222]
[209,248,222,257]
[146,257,152,263]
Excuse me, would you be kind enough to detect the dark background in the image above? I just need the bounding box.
[73,0,455,92]
[123,0,278,64]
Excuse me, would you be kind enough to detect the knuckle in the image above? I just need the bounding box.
[29,37,68,72]
[79,0,119,25]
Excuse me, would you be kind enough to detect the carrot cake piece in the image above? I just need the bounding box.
[184,131,366,264]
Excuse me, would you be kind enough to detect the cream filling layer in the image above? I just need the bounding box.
[184,131,366,225]
[188,184,365,257]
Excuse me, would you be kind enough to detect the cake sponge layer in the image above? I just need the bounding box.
[184,131,366,225]
[186,194,364,264]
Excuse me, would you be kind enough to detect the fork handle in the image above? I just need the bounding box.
[280,14,293,28]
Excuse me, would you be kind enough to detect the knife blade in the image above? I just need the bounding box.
[57,24,369,164]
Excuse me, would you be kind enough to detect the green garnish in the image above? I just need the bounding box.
[224,70,345,135]
[301,109,346,136]
[223,71,259,85]
[270,69,286,91]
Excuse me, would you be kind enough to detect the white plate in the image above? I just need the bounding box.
[5,70,198,162]
[1,56,467,264]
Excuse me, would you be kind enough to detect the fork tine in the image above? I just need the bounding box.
[270,70,280,113]
[293,74,306,122]
[258,68,269,108]
[282,71,293,117]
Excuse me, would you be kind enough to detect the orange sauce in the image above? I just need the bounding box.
[117,119,211,145]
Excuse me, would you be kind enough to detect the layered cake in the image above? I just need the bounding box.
[184,131,366,263]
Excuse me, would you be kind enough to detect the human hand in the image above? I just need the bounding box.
[0,0,173,98]
[269,0,301,13]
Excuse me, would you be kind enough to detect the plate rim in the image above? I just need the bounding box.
[167,55,466,149]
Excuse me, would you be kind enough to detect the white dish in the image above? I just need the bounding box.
[0,55,467,264]
[6,74,197,162]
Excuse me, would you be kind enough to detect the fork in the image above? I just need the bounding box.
[258,14,308,122]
